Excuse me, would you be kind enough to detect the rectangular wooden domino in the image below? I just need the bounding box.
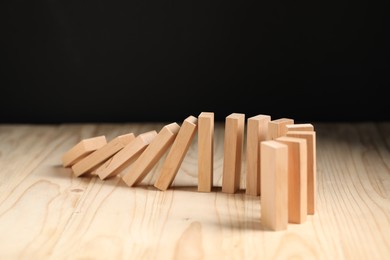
[261,140,288,231]
[62,136,107,167]
[246,114,271,196]
[154,116,198,191]
[198,112,214,192]
[286,123,314,132]
[96,131,158,180]
[71,133,135,177]
[122,123,180,187]
[287,131,316,215]
[276,136,308,224]
[268,118,294,140]
[222,113,245,194]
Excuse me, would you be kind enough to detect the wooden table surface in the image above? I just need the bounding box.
[0,122,389,259]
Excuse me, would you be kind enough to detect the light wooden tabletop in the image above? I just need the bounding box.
[0,122,389,259]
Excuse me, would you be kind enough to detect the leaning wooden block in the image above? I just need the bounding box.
[198,112,214,192]
[71,133,135,177]
[62,136,107,167]
[154,116,198,191]
[276,136,307,224]
[222,113,245,194]
[122,123,180,187]
[261,140,288,231]
[96,131,158,180]
[286,123,314,132]
[268,118,294,140]
[287,131,316,215]
[246,114,271,196]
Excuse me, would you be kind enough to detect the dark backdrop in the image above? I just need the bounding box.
[1,1,389,123]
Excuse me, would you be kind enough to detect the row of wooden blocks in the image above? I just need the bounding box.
[61,113,316,231]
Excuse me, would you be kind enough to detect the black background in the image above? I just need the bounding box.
[1,1,389,123]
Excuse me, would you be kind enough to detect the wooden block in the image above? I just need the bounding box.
[222,113,245,194]
[198,112,214,192]
[122,123,180,187]
[71,133,135,177]
[154,116,198,191]
[275,136,307,224]
[287,131,316,215]
[286,123,314,132]
[96,131,158,180]
[268,118,294,140]
[261,140,288,231]
[246,114,271,196]
[62,136,107,167]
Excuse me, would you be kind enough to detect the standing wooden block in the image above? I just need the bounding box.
[154,116,198,191]
[261,140,288,231]
[246,114,271,196]
[71,133,135,177]
[62,136,107,167]
[286,123,314,132]
[268,118,294,140]
[122,123,180,187]
[198,112,214,192]
[96,131,158,180]
[275,136,307,224]
[287,131,316,215]
[222,113,245,194]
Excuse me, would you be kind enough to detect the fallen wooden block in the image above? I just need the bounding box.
[222,113,245,194]
[62,136,107,167]
[154,116,198,191]
[96,131,158,180]
[287,131,316,215]
[246,114,271,196]
[286,123,314,132]
[261,140,288,231]
[198,112,214,192]
[268,118,294,140]
[122,123,180,187]
[72,133,135,177]
[276,136,307,224]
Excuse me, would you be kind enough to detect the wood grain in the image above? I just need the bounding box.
[287,131,317,214]
[246,114,271,196]
[198,112,214,192]
[0,122,390,259]
[62,135,107,167]
[268,118,294,140]
[222,113,245,194]
[275,136,307,224]
[261,140,288,231]
[72,133,135,177]
[154,116,198,191]
[96,130,158,180]
[122,123,180,187]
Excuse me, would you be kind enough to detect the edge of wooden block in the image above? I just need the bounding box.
[154,116,198,190]
[62,135,107,167]
[121,122,180,187]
